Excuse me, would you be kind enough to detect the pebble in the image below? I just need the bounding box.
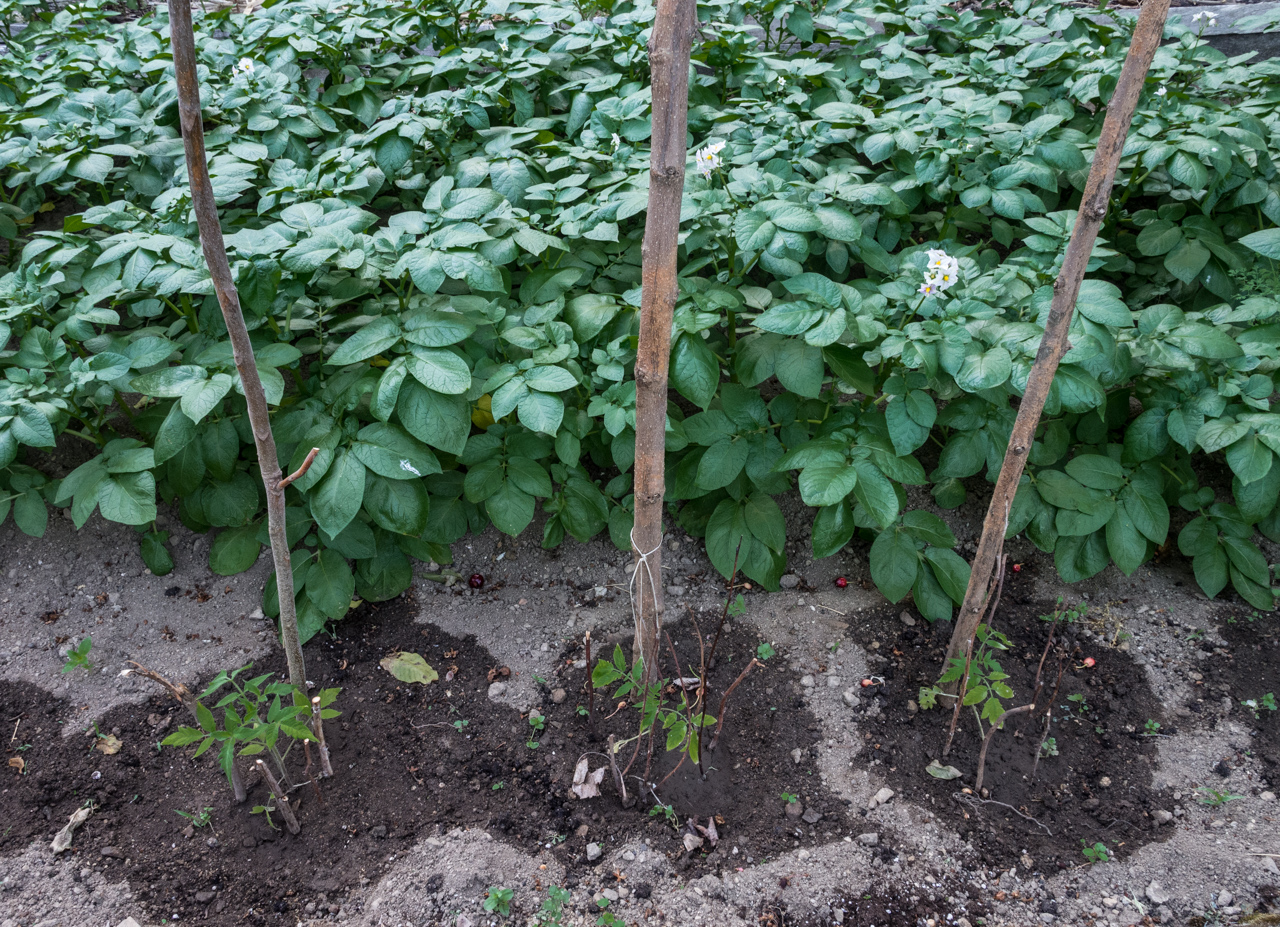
[602,889,619,902]
[1153,809,1173,825]
[622,850,636,862]
[666,585,684,597]
[195,890,216,903]
[856,832,879,846]
[100,847,124,859]
[790,748,804,765]
[784,801,803,820]
[1217,890,1233,906]
[206,837,219,848]
[1261,791,1276,801]
[899,611,916,627]
[780,574,801,589]
[586,842,603,862]
[488,681,507,699]
[800,675,815,688]
[551,688,567,704]
[842,688,861,708]
[1145,881,1171,905]
[827,676,842,688]
[867,787,895,810]
[801,807,822,824]
[370,825,387,838]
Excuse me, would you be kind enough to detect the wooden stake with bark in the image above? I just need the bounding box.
[167,0,307,689]
[631,0,697,680]
[941,0,1172,690]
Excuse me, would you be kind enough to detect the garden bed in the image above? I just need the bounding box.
[848,596,1176,871]
[0,591,848,926]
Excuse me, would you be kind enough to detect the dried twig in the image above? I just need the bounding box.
[585,631,595,736]
[606,734,628,805]
[124,662,245,802]
[709,658,762,750]
[974,703,1035,795]
[953,791,1052,836]
[255,759,300,834]
[1030,659,1066,782]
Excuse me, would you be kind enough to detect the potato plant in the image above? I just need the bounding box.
[1,0,1277,646]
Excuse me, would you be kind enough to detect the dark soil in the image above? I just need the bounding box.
[0,591,846,926]
[1203,607,1280,788]
[846,598,1176,871]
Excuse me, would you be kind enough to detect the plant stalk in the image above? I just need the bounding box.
[585,630,596,737]
[309,697,333,778]
[939,0,1172,690]
[166,0,307,689]
[708,658,761,751]
[973,703,1035,796]
[631,0,696,682]
[255,759,301,835]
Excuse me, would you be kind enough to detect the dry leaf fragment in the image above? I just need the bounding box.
[682,832,704,853]
[570,756,606,799]
[96,734,122,755]
[51,804,94,853]
[926,759,962,780]
[8,757,24,773]
[380,652,439,685]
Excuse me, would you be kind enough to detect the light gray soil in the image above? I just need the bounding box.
[0,488,1278,927]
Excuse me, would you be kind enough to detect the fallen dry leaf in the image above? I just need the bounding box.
[570,756,606,799]
[95,734,122,755]
[380,652,439,685]
[8,757,24,773]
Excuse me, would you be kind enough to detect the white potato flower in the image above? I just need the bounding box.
[923,249,960,294]
[234,57,255,77]
[695,141,725,179]
[1156,86,1167,97]
[611,132,621,149]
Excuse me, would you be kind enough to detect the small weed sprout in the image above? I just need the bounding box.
[781,791,798,804]
[251,802,279,831]
[1067,693,1090,716]
[1243,693,1278,719]
[483,886,514,917]
[492,780,505,791]
[452,719,470,732]
[175,807,213,828]
[61,638,93,674]
[649,802,678,830]
[1039,737,1058,758]
[1143,719,1162,735]
[1081,840,1111,864]
[595,896,622,926]
[534,886,571,927]
[1195,787,1244,807]
[756,642,776,661]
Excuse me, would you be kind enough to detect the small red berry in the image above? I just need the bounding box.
[469,573,485,589]
[860,678,873,688]
[835,577,849,588]
[1013,563,1023,573]
[1083,656,1096,668]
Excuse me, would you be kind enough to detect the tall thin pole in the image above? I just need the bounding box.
[167,0,307,688]
[631,0,696,677]
[940,0,1172,687]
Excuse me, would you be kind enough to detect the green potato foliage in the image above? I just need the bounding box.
[1,0,1277,643]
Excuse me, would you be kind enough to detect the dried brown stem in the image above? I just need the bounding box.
[606,734,628,805]
[585,631,595,736]
[278,447,320,490]
[310,697,333,778]
[1030,659,1066,782]
[704,541,742,674]
[941,0,1172,688]
[167,0,306,690]
[126,662,245,803]
[631,0,697,679]
[974,703,1035,796]
[709,659,761,751]
[255,759,300,835]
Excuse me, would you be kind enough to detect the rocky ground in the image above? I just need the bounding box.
[1,488,1278,927]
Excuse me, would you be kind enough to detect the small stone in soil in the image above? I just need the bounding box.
[867,787,895,809]
[843,688,861,708]
[784,801,803,820]
[801,807,822,824]
[1145,881,1171,905]
[586,842,603,862]
[488,681,507,698]
[857,832,879,846]
[551,688,566,704]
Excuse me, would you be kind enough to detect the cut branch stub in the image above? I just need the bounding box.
[940,0,1173,691]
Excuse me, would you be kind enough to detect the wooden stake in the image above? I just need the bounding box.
[255,759,300,835]
[584,631,596,736]
[941,0,1172,687]
[166,0,307,690]
[631,0,697,680]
